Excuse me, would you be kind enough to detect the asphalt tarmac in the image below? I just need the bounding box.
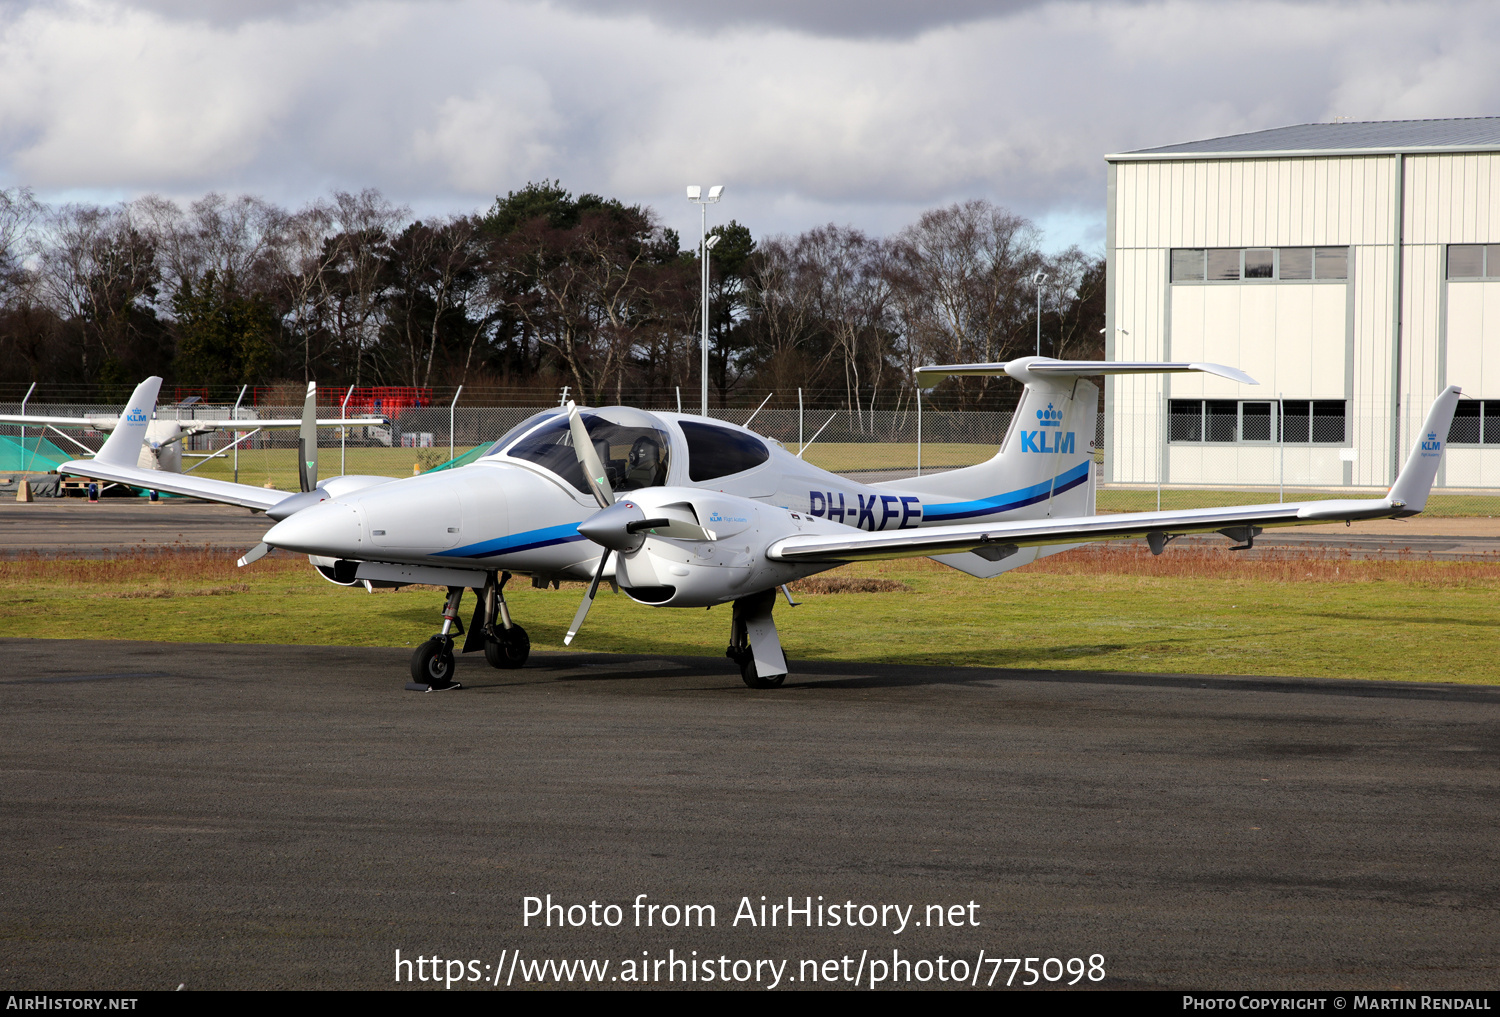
[2,638,1496,990]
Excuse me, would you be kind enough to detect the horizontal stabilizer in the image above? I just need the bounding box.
[916,356,1257,386]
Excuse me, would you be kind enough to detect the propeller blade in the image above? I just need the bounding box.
[236,542,271,567]
[563,549,611,646]
[298,381,318,493]
[566,401,613,509]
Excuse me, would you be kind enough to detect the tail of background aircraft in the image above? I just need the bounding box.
[893,356,1256,577]
[95,377,163,466]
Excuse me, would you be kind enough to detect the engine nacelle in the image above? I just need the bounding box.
[600,488,843,608]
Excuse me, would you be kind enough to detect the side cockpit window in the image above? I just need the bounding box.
[679,421,769,482]
[504,407,672,495]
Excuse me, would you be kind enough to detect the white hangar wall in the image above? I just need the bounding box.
[1105,131,1500,490]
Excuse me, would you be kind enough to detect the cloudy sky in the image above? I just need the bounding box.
[0,0,1494,251]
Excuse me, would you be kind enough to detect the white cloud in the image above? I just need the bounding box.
[0,0,1497,248]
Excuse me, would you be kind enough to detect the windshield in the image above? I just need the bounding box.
[482,409,565,459]
[505,408,672,494]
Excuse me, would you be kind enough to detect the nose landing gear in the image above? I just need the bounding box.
[406,572,534,692]
[407,585,465,691]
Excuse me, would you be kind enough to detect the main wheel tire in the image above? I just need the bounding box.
[411,637,456,685]
[739,656,786,689]
[484,623,531,669]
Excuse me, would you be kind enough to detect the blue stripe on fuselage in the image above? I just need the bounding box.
[921,461,1091,522]
[436,522,587,560]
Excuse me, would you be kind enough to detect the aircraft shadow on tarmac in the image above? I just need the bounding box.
[488,650,1500,704]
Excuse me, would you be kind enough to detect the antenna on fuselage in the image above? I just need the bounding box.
[796,412,837,460]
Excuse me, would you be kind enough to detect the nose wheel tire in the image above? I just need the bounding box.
[484,624,531,669]
[411,636,458,687]
[730,647,786,689]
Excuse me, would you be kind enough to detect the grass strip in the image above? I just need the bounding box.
[3,546,1496,684]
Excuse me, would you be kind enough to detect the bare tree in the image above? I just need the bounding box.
[34,202,162,382]
[327,190,406,386]
[890,200,1042,408]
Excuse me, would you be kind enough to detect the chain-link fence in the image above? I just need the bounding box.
[5,399,1500,516]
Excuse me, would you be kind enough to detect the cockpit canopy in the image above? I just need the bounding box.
[500,407,672,495]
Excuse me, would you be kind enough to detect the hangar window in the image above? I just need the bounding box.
[1447,245,1500,279]
[1207,249,1241,280]
[1448,401,1500,445]
[1170,247,1349,282]
[1279,248,1313,280]
[1169,399,1346,444]
[1171,249,1205,281]
[1244,249,1274,279]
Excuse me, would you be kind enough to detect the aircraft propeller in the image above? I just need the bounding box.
[298,381,318,494]
[239,380,322,567]
[563,401,616,645]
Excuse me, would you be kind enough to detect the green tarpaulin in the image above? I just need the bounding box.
[0,434,72,472]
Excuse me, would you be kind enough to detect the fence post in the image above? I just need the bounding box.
[232,384,246,484]
[339,384,354,477]
[449,385,463,461]
[916,385,922,477]
[18,382,34,474]
[797,388,803,455]
[1157,388,1164,511]
[1278,392,1284,503]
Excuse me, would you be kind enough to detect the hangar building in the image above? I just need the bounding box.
[1103,117,1500,491]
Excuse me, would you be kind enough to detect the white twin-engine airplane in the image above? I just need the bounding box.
[0,398,385,474]
[59,359,1461,692]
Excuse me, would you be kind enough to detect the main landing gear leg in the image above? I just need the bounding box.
[727,587,789,689]
[463,571,530,669]
[407,586,465,691]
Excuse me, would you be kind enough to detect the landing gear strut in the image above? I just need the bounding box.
[463,571,530,669]
[408,586,465,691]
[727,587,789,689]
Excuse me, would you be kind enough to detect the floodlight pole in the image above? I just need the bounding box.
[687,185,724,416]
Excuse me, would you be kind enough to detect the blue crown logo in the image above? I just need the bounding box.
[125,407,148,424]
[1035,403,1064,428]
[1428,431,1437,441]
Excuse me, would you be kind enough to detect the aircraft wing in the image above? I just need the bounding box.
[769,386,1462,565]
[0,414,386,432]
[0,413,119,428]
[185,416,389,431]
[768,496,1394,563]
[58,457,295,512]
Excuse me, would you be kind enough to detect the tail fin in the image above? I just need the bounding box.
[1389,386,1462,514]
[899,357,1253,520]
[95,377,162,466]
